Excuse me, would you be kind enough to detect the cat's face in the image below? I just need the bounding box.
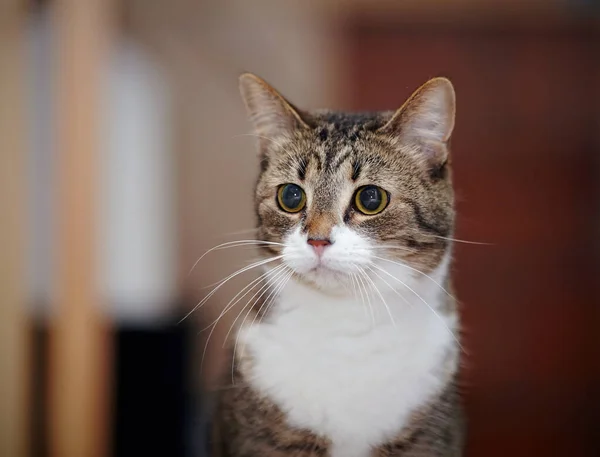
[240,74,455,293]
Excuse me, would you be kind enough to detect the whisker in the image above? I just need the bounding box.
[370,245,418,254]
[431,235,492,245]
[353,272,371,320]
[348,272,367,319]
[188,239,285,276]
[372,255,457,302]
[199,264,287,333]
[221,228,258,237]
[199,266,287,376]
[199,319,219,375]
[227,269,290,382]
[223,265,289,344]
[355,267,375,326]
[360,266,396,327]
[200,253,286,290]
[234,269,294,382]
[256,270,294,328]
[354,272,369,317]
[179,255,284,324]
[249,268,293,333]
[368,266,412,309]
[370,264,465,352]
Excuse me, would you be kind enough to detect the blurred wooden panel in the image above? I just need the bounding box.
[344,14,600,457]
[49,1,114,457]
[0,2,30,457]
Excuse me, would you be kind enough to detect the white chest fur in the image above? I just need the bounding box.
[239,268,457,457]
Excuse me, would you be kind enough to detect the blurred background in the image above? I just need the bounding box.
[1,0,599,456]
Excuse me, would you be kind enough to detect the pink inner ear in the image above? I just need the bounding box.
[404,98,453,143]
[239,73,309,141]
[381,79,455,146]
[418,139,449,167]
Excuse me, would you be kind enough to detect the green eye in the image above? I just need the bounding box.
[354,185,389,215]
[277,184,306,213]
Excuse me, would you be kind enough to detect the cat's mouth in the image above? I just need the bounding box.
[306,259,343,276]
[281,226,373,289]
[308,264,335,274]
[299,263,355,288]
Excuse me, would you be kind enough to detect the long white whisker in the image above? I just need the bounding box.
[370,264,464,352]
[370,245,418,253]
[360,266,396,327]
[199,265,286,376]
[234,269,294,382]
[247,268,293,334]
[367,266,412,308]
[372,256,457,302]
[352,272,368,318]
[353,272,371,319]
[221,228,259,237]
[199,264,287,333]
[350,273,360,302]
[223,265,289,344]
[187,239,285,276]
[348,272,367,319]
[257,270,294,327]
[227,268,290,383]
[355,267,375,326]
[179,255,284,324]
[431,235,491,245]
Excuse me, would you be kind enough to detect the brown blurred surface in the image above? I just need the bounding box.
[344,12,600,457]
[7,1,600,456]
[0,2,30,457]
[49,1,114,457]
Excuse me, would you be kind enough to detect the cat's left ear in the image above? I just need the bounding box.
[238,73,310,141]
[378,77,455,168]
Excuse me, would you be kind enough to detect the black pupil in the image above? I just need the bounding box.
[359,186,382,211]
[282,184,303,209]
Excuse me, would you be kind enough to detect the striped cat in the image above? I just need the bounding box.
[212,73,464,457]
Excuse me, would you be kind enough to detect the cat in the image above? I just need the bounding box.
[211,73,464,457]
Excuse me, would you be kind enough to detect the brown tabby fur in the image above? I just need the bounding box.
[212,73,464,456]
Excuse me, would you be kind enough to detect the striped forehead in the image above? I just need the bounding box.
[269,111,395,185]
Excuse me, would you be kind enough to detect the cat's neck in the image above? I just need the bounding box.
[246,252,455,340]
[237,256,458,452]
[276,279,447,335]
[267,249,453,332]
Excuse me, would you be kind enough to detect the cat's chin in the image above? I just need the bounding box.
[295,266,354,294]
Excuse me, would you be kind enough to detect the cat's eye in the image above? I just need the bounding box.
[354,185,389,215]
[277,184,306,213]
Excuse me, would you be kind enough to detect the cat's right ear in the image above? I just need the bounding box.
[378,78,455,170]
[239,73,309,141]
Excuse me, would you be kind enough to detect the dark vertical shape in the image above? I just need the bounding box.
[112,320,192,457]
[31,322,48,457]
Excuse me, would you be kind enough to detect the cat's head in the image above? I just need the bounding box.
[240,73,455,294]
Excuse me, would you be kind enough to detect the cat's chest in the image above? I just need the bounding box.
[240,298,454,456]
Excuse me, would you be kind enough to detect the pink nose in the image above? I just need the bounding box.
[307,238,331,257]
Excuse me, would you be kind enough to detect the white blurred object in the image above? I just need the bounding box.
[27,6,56,318]
[100,38,177,325]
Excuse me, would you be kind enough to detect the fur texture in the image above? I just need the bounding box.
[213,73,463,457]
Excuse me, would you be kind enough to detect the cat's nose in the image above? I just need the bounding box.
[307,238,331,257]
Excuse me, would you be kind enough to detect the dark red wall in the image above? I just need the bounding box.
[344,15,600,457]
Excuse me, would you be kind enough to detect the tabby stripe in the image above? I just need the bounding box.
[298,157,307,180]
[402,198,449,237]
[310,151,323,171]
[351,159,362,181]
[331,149,352,170]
